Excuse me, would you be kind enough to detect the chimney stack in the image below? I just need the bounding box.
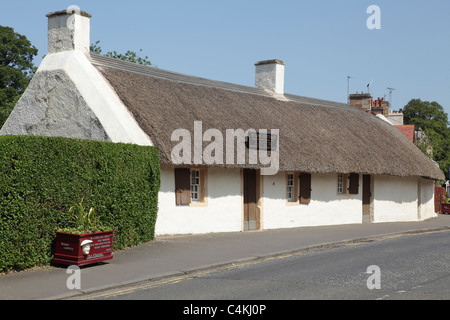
[255,59,285,95]
[46,8,92,54]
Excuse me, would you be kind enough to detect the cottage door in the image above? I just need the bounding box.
[243,169,258,231]
[362,175,372,223]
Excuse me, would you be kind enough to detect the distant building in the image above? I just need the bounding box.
[395,125,415,143]
[348,93,372,112]
[388,110,404,125]
[349,93,417,142]
[349,93,389,117]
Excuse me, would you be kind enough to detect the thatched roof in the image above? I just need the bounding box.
[90,54,444,180]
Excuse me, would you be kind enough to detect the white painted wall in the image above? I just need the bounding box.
[263,173,363,229]
[418,178,437,221]
[155,166,243,235]
[0,50,153,147]
[47,12,90,54]
[156,169,438,235]
[255,62,285,95]
[372,175,423,222]
[156,170,367,235]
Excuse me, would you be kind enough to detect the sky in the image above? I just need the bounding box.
[1,0,449,114]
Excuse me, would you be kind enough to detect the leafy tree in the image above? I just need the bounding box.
[403,99,449,136]
[0,26,38,127]
[403,98,450,179]
[90,40,153,66]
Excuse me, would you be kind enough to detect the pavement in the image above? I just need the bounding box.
[1,214,449,300]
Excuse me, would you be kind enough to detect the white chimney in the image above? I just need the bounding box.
[46,8,92,54]
[255,59,285,95]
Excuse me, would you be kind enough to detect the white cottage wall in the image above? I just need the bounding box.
[155,166,243,236]
[372,175,419,222]
[418,178,437,221]
[263,173,363,229]
[156,171,438,235]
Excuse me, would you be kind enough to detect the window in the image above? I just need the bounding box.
[287,174,294,202]
[337,173,359,195]
[174,168,207,206]
[191,169,200,202]
[337,174,348,194]
[247,131,278,151]
[337,174,344,194]
[286,173,299,205]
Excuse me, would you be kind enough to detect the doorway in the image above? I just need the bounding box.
[362,174,372,223]
[243,169,260,231]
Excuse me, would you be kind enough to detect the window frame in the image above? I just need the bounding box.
[174,167,208,207]
[189,167,208,207]
[337,173,359,195]
[337,173,349,195]
[190,169,201,202]
[286,172,299,206]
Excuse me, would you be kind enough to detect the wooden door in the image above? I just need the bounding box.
[243,169,258,231]
[299,173,311,204]
[362,174,371,222]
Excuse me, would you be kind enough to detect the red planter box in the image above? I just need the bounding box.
[442,204,450,214]
[52,230,114,266]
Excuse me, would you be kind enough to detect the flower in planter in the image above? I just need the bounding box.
[58,198,111,234]
[53,199,115,266]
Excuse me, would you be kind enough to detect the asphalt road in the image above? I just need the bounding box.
[80,230,449,301]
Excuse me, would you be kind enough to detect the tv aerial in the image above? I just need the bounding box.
[367,79,374,94]
[387,87,396,108]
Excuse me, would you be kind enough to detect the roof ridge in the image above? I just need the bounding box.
[89,53,358,111]
[89,53,272,97]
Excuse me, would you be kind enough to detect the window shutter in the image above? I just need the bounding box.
[175,168,191,205]
[199,168,207,203]
[348,173,360,195]
[299,173,312,204]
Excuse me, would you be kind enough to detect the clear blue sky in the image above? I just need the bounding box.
[1,0,449,115]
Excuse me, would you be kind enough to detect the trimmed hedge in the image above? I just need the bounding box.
[0,135,160,273]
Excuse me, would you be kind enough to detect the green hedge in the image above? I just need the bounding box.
[0,135,160,273]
